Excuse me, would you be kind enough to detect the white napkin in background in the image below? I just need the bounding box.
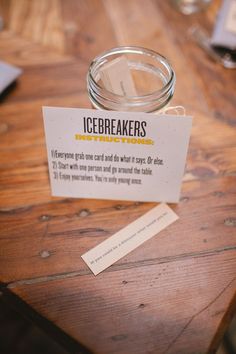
[211,0,236,50]
[0,60,22,94]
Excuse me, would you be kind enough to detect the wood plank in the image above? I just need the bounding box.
[0,32,88,103]
[1,0,118,60]
[11,250,236,354]
[0,176,235,283]
[0,1,235,353]
[0,59,88,104]
[2,0,65,53]
[0,30,72,66]
[0,285,92,354]
[60,0,117,60]
[0,0,10,28]
[157,1,236,128]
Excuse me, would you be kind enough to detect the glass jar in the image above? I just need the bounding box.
[87,46,175,113]
[171,0,212,15]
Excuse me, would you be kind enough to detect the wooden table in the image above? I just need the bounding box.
[0,1,235,353]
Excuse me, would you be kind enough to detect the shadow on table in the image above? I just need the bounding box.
[0,295,69,354]
[0,288,235,354]
[217,314,236,354]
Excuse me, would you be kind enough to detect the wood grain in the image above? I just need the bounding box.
[12,251,236,354]
[0,30,72,66]
[0,0,236,353]
[0,176,235,284]
[157,0,236,126]
[3,0,65,53]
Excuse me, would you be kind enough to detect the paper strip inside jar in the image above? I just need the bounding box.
[99,56,137,96]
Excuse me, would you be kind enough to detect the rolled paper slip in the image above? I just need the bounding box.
[99,56,137,96]
[0,60,23,94]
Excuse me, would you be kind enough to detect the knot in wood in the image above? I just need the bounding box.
[40,250,50,258]
[40,215,51,222]
[78,209,90,217]
[224,218,236,227]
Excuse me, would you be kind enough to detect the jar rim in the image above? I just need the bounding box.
[88,46,175,99]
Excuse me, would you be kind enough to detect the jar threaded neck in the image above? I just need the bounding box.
[87,46,175,113]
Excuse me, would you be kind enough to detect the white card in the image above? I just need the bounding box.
[0,61,22,94]
[99,56,137,96]
[81,203,178,275]
[43,107,192,203]
[226,1,236,34]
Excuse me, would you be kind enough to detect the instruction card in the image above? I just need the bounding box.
[82,203,179,275]
[43,107,192,203]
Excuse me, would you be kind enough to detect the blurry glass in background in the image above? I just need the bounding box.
[171,0,212,14]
